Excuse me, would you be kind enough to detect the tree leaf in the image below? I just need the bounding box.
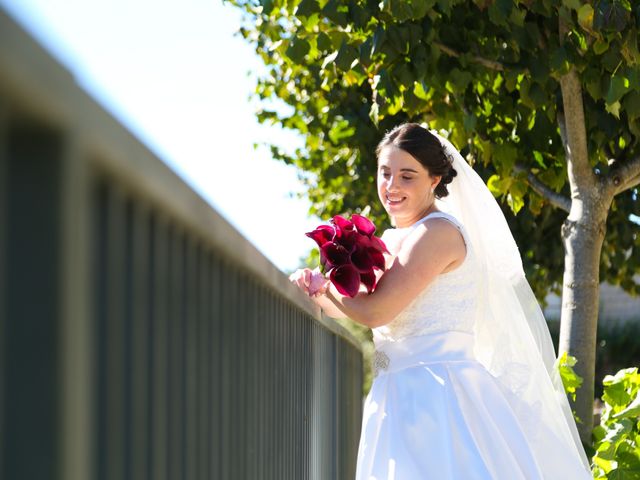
[322,0,348,26]
[558,352,583,400]
[603,381,632,408]
[464,113,477,132]
[507,192,524,213]
[594,37,610,55]
[606,100,622,119]
[286,38,311,63]
[616,450,640,472]
[606,74,631,105]
[335,41,359,71]
[371,26,385,57]
[414,80,431,101]
[584,68,605,100]
[259,0,275,15]
[317,32,332,52]
[533,151,546,168]
[487,174,506,196]
[296,0,319,17]
[562,0,581,10]
[613,394,640,420]
[488,0,511,27]
[529,83,547,107]
[594,0,632,32]
[493,143,518,174]
[578,4,595,31]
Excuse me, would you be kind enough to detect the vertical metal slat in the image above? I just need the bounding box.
[130,203,150,480]
[4,121,62,480]
[149,215,169,480]
[184,239,198,480]
[0,98,8,480]
[196,251,210,480]
[209,255,222,480]
[105,185,127,480]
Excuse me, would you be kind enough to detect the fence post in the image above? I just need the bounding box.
[59,136,94,480]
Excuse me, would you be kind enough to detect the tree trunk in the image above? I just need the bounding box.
[558,195,610,444]
[557,52,609,444]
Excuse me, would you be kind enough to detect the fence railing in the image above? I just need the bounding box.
[0,9,363,480]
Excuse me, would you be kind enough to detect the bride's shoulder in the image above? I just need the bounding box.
[407,216,466,257]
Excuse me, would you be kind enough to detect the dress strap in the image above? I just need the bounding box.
[411,211,463,230]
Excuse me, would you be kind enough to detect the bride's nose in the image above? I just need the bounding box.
[386,175,400,192]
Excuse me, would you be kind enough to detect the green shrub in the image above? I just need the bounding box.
[559,356,640,478]
[591,368,640,479]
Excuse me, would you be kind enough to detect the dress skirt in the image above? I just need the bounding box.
[355,332,591,480]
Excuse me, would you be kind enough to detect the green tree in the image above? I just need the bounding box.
[229,0,640,442]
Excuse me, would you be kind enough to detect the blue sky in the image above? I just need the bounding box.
[1,0,319,272]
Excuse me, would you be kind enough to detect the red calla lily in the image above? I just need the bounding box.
[330,264,361,298]
[305,225,334,248]
[369,249,386,270]
[352,214,376,237]
[360,270,377,294]
[358,234,389,254]
[370,236,389,254]
[351,245,374,273]
[332,215,354,234]
[321,243,350,267]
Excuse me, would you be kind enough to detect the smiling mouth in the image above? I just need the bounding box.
[385,195,406,206]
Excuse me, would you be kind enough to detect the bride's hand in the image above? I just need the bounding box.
[289,267,328,297]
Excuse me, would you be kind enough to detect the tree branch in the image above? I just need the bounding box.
[433,42,506,72]
[612,156,640,195]
[558,18,595,195]
[514,163,571,213]
[559,68,595,194]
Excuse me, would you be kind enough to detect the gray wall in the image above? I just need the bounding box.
[544,276,640,324]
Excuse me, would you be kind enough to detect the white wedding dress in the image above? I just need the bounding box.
[355,212,591,480]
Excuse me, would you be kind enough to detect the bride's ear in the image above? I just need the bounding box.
[430,175,442,193]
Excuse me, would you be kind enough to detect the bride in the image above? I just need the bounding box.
[290,123,591,479]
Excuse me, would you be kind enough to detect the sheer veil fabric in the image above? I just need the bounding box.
[431,131,590,471]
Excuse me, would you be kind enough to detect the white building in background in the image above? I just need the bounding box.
[544,276,640,324]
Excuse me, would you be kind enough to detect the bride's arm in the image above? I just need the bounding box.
[313,295,348,319]
[314,219,466,328]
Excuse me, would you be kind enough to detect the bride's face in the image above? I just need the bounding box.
[377,146,439,228]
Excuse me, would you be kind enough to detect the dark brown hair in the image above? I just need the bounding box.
[376,123,457,198]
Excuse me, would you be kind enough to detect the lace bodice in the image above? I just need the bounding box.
[373,212,481,343]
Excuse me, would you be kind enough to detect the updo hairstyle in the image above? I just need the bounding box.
[376,123,457,198]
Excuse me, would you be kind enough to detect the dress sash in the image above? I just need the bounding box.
[373,331,477,376]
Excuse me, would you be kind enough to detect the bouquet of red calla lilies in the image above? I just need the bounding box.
[305,214,389,298]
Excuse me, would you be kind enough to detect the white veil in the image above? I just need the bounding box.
[431,131,591,470]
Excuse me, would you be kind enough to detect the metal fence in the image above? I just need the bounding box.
[0,9,363,480]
